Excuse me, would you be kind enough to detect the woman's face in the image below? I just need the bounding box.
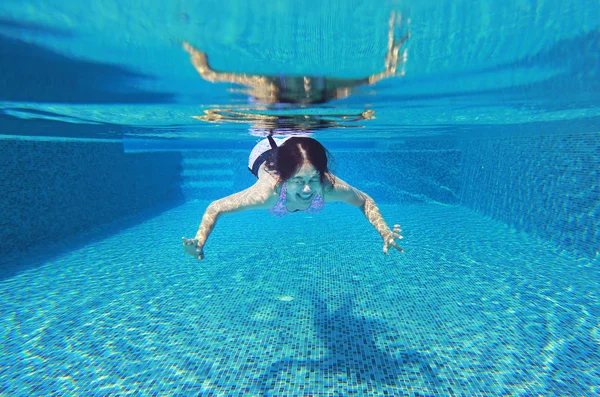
[285,162,321,203]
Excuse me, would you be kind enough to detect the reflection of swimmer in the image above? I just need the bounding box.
[195,108,375,133]
[183,13,409,104]
[183,136,404,260]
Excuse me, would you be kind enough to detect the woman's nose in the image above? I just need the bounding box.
[302,183,311,192]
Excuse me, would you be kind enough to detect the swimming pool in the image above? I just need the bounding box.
[1,1,599,396]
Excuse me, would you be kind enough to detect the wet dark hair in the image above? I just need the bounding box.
[268,137,334,186]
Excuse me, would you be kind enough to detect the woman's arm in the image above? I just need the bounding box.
[183,179,278,259]
[324,176,404,255]
[322,13,410,101]
[183,42,275,89]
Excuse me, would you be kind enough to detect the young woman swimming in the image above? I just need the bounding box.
[183,136,403,259]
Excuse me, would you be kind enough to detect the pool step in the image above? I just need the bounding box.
[181,157,235,167]
[180,154,236,200]
[181,169,234,179]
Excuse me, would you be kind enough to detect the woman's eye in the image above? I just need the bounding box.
[290,178,318,184]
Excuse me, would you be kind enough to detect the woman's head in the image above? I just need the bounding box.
[273,137,330,181]
[270,137,334,199]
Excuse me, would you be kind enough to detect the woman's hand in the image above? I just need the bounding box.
[182,237,204,260]
[382,224,404,255]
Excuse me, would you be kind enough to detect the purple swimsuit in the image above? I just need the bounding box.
[269,184,325,217]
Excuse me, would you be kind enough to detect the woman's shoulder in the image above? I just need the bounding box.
[255,170,282,202]
[322,174,364,205]
[257,167,280,187]
[322,173,342,193]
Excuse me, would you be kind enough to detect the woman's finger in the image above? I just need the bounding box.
[391,241,404,253]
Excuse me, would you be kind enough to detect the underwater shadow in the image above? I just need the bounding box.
[0,20,174,103]
[255,294,443,395]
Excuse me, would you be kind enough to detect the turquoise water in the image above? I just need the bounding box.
[1,0,600,396]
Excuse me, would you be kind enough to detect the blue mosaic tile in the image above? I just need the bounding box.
[1,203,597,396]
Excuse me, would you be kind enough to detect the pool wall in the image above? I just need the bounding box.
[0,139,183,258]
[459,132,599,259]
[2,132,597,261]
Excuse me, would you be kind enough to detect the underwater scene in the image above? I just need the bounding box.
[0,0,599,396]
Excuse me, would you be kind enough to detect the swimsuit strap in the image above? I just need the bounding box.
[267,134,277,149]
